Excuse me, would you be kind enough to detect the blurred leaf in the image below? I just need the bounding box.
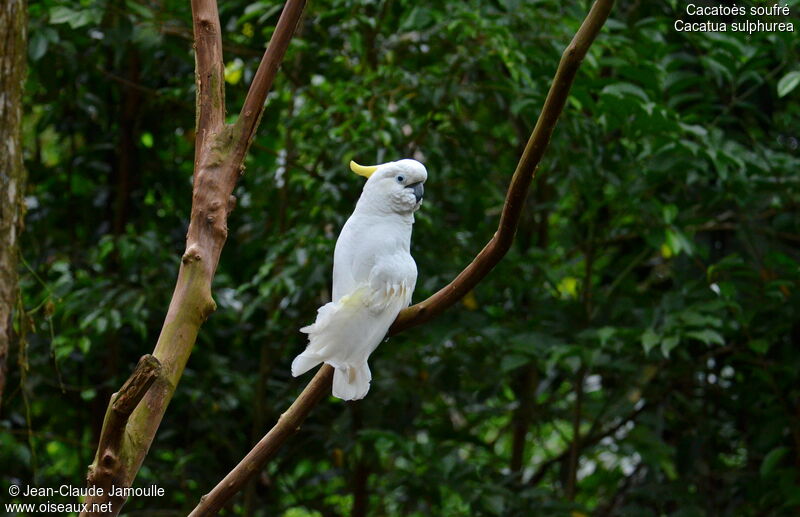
[777,71,800,98]
[642,329,659,354]
[660,335,679,358]
[760,447,789,477]
[686,329,724,346]
[602,82,650,103]
[748,339,770,355]
[29,31,48,60]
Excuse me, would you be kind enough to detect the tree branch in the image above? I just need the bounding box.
[188,366,334,517]
[189,1,616,513]
[510,363,539,473]
[190,0,225,162]
[390,0,614,333]
[0,0,27,410]
[81,1,307,514]
[527,400,648,488]
[230,0,306,168]
[82,355,161,516]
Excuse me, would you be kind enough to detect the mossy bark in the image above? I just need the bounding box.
[0,0,27,406]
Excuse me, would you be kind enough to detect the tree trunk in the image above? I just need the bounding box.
[0,0,27,407]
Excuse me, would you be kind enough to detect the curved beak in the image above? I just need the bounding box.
[407,182,424,202]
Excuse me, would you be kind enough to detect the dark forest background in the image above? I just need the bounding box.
[2,0,800,515]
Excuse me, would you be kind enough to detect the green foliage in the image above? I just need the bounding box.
[2,0,799,516]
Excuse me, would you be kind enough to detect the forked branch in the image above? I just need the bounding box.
[81,1,308,515]
[190,0,616,514]
[83,355,161,516]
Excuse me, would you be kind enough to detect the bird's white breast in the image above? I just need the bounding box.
[332,212,414,302]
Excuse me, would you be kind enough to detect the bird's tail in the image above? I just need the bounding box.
[292,290,383,400]
[291,300,341,378]
[291,350,372,400]
[291,350,323,377]
[332,362,371,401]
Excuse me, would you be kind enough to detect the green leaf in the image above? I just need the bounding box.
[680,123,708,139]
[141,132,154,148]
[49,6,100,28]
[29,32,48,60]
[283,508,323,517]
[686,329,724,346]
[748,339,771,355]
[224,60,244,85]
[665,228,694,257]
[597,326,616,346]
[400,7,434,31]
[126,0,154,19]
[601,82,650,103]
[78,336,92,355]
[760,447,789,477]
[662,204,678,224]
[660,458,678,480]
[679,311,721,328]
[642,329,659,354]
[777,71,800,98]
[50,6,77,24]
[661,335,680,358]
[501,354,529,373]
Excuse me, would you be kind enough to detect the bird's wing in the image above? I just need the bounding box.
[298,254,416,355]
[365,254,417,314]
[332,213,376,302]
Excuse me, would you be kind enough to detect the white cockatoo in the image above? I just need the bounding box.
[291,159,427,400]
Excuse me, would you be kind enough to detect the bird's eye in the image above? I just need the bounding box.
[396,175,405,183]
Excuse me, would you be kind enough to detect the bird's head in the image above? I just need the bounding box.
[350,159,427,215]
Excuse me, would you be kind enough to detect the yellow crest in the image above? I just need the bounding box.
[349,160,378,178]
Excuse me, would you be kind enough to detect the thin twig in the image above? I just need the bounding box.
[528,400,649,488]
[566,368,585,500]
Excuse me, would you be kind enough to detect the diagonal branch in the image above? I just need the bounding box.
[188,366,334,516]
[528,366,663,488]
[390,0,614,334]
[189,1,616,514]
[230,0,306,168]
[526,399,650,488]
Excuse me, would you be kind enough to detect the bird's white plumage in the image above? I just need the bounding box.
[292,159,427,400]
